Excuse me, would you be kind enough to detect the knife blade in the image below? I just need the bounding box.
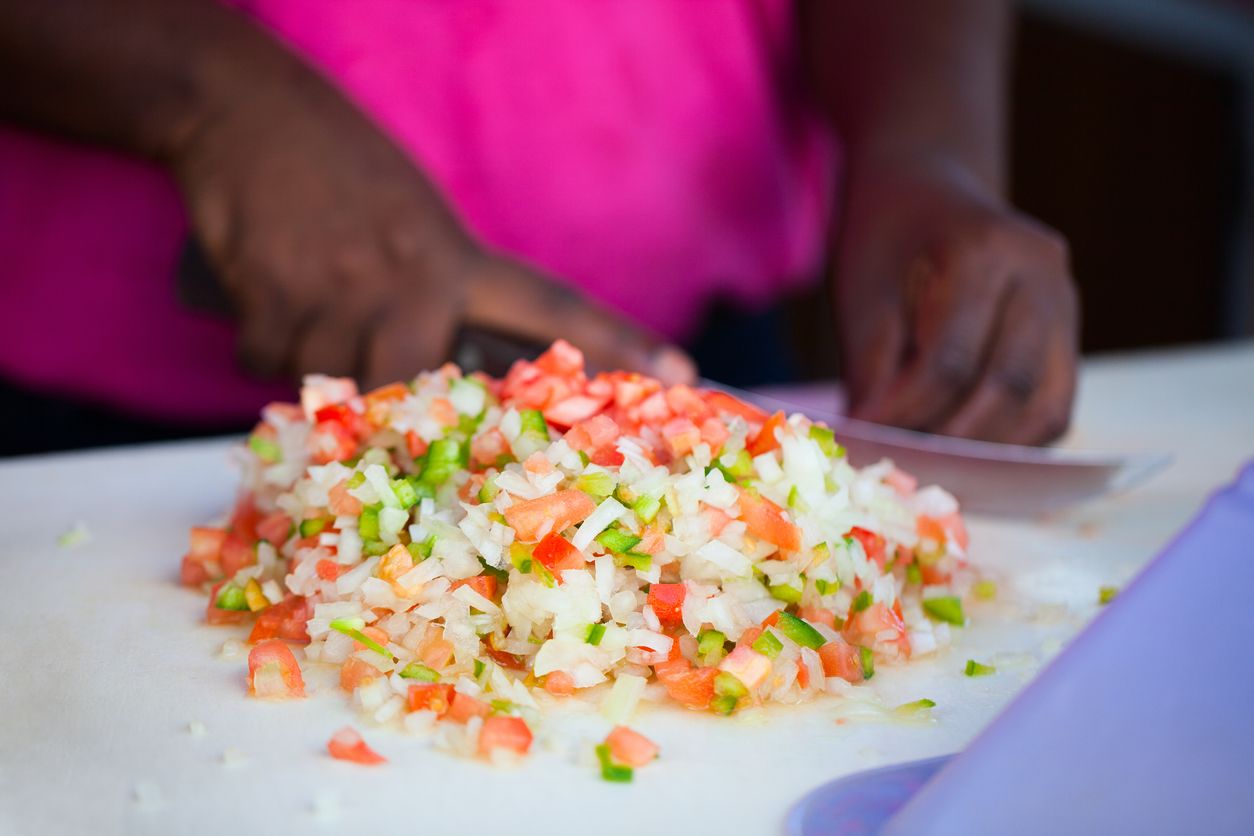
[707,380,1171,518]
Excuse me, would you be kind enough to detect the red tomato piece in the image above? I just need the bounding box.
[661,416,702,459]
[544,393,611,428]
[533,534,586,578]
[654,662,718,710]
[564,414,622,453]
[844,602,911,659]
[450,575,498,601]
[605,726,659,767]
[543,670,576,696]
[747,411,788,456]
[229,496,261,543]
[248,596,311,643]
[798,606,837,629]
[446,692,492,724]
[309,419,358,464]
[503,489,596,542]
[405,429,430,459]
[818,640,864,683]
[255,511,292,546]
[738,488,802,552]
[407,683,455,714]
[846,526,888,569]
[247,639,305,699]
[664,384,711,421]
[701,389,771,425]
[362,382,409,427]
[328,479,363,516]
[180,554,213,586]
[470,428,510,468]
[315,559,346,581]
[340,656,382,692]
[533,339,585,377]
[699,417,731,454]
[327,726,386,765]
[219,531,256,578]
[647,583,686,628]
[478,716,534,757]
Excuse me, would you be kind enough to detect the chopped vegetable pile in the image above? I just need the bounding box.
[181,340,976,770]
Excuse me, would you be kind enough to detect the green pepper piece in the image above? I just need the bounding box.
[752,629,783,659]
[299,517,329,538]
[248,433,282,464]
[358,504,381,541]
[596,528,642,554]
[713,671,748,699]
[595,743,634,782]
[576,471,615,499]
[769,583,803,604]
[398,663,440,682]
[1099,585,1118,605]
[614,552,652,572]
[697,630,727,662]
[585,623,607,646]
[775,612,826,649]
[851,589,873,613]
[710,694,739,716]
[808,425,842,458]
[632,493,662,524]
[329,618,391,658]
[922,595,965,625]
[518,409,550,439]
[859,646,875,680]
[214,583,249,611]
[964,659,996,677]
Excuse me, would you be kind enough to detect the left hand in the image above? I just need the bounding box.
[831,157,1080,444]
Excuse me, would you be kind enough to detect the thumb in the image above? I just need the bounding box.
[466,259,696,385]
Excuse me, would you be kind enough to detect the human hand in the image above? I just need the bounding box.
[832,158,1079,444]
[169,55,693,389]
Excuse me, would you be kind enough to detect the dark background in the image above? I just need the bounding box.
[783,0,1254,377]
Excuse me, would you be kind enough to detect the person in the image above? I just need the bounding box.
[0,0,1077,455]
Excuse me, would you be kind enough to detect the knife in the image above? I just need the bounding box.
[708,381,1171,518]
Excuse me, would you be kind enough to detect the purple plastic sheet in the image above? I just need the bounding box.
[793,461,1254,835]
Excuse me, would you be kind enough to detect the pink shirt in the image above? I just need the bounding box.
[0,0,836,423]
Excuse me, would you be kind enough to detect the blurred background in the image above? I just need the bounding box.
[780,0,1254,376]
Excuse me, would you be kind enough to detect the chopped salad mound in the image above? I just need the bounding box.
[182,340,973,767]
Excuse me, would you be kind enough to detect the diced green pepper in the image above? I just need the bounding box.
[859,646,875,680]
[597,527,642,554]
[811,542,831,565]
[752,629,783,659]
[345,471,366,489]
[922,596,965,625]
[806,425,844,458]
[632,493,662,524]
[363,539,389,556]
[490,699,517,715]
[398,663,440,682]
[894,698,936,716]
[697,630,727,663]
[478,558,509,586]
[407,536,434,561]
[814,578,840,596]
[851,590,873,613]
[518,409,549,439]
[532,560,556,588]
[329,617,391,658]
[906,563,922,585]
[473,659,486,678]
[585,623,607,646]
[477,477,499,504]
[775,612,826,649]
[576,471,615,499]
[248,433,282,464]
[614,552,652,572]
[299,517,329,538]
[717,448,755,481]
[769,583,803,604]
[713,671,748,699]
[710,694,739,716]
[358,504,381,541]
[786,485,802,510]
[391,478,419,509]
[973,579,997,600]
[1099,585,1118,605]
[595,743,634,782]
[964,659,995,677]
[214,583,249,611]
[509,542,534,574]
[420,438,466,486]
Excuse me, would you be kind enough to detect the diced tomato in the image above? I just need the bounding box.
[533,534,585,578]
[606,372,658,409]
[920,564,953,586]
[450,575,498,601]
[362,382,409,426]
[503,489,596,542]
[313,402,370,438]
[378,543,419,596]
[340,656,382,692]
[654,661,718,710]
[187,526,227,565]
[665,385,711,421]
[405,429,430,459]
[445,691,492,724]
[255,511,292,546]
[316,559,346,581]
[328,479,363,516]
[844,602,911,659]
[847,526,888,569]
[719,645,772,690]
[564,414,622,453]
[327,726,386,765]
[938,512,970,552]
[761,610,782,628]
[797,656,812,689]
[647,583,686,628]
[248,596,310,643]
[737,626,764,650]
[300,375,358,420]
[418,633,455,669]
[738,488,802,552]
[309,418,358,464]
[798,606,837,629]
[219,532,256,578]
[180,554,213,586]
[470,428,510,468]
[819,640,864,683]
[544,393,610,428]
[748,411,788,456]
[247,639,305,699]
[206,581,249,626]
[429,397,458,428]
[407,683,454,714]
[702,389,770,424]
[229,496,261,542]
[885,467,918,497]
[533,339,585,377]
[699,417,730,454]
[543,670,576,696]
[478,715,533,757]
[703,506,732,537]
[636,391,672,424]
[605,726,659,767]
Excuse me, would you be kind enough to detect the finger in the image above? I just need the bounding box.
[1003,331,1077,445]
[940,280,1050,441]
[228,264,307,380]
[360,293,455,389]
[844,311,907,421]
[466,262,696,385]
[290,300,373,381]
[868,253,1007,431]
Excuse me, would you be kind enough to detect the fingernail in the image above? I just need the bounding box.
[651,345,698,387]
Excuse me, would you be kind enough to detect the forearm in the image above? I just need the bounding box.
[0,0,301,161]
[802,0,1010,196]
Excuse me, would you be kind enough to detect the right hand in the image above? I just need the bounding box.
[169,53,694,389]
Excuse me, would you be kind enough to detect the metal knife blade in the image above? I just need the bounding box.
[710,380,1171,518]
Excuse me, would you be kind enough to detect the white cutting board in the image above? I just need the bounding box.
[1,344,1250,836]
